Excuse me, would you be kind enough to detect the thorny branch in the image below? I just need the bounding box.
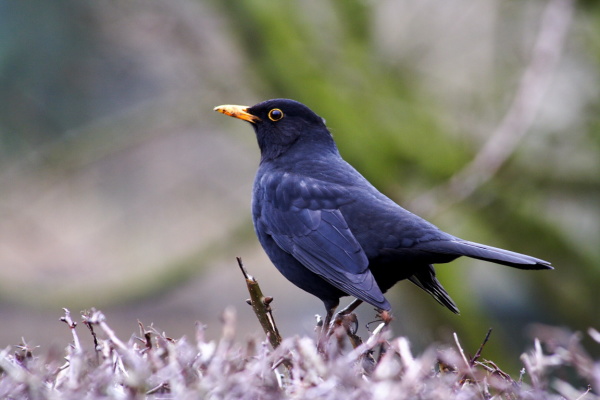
[236,257,283,350]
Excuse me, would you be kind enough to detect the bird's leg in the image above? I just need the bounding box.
[337,298,364,315]
[321,306,336,334]
[319,299,364,350]
[333,299,363,325]
[317,303,338,353]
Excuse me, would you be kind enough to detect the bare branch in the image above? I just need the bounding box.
[60,308,82,353]
[470,328,493,365]
[236,257,283,350]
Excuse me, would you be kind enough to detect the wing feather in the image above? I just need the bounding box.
[261,174,390,309]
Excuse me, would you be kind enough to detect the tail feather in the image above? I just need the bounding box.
[416,240,552,270]
[409,265,459,314]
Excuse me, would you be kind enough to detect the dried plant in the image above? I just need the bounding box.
[0,303,597,399]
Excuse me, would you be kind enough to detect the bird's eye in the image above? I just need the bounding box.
[268,108,284,121]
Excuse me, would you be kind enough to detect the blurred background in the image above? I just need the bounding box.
[0,0,598,372]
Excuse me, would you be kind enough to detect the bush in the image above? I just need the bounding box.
[0,307,598,399]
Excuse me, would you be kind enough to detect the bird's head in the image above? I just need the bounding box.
[215,99,336,162]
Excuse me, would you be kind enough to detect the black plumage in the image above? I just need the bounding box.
[215,99,552,323]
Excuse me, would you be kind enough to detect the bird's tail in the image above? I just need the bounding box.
[409,265,459,314]
[417,240,552,270]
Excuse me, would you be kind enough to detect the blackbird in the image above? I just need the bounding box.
[215,99,552,326]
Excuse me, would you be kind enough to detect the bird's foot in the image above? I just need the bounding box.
[316,311,362,353]
[362,309,393,364]
[331,310,358,332]
[378,309,393,326]
[366,309,393,336]
[327,311,358,335]
[336,312,363,349]
[315,311,357,338]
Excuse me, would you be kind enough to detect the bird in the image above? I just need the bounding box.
[214,98,552,328]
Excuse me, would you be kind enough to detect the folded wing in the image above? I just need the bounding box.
[259,174,390,310]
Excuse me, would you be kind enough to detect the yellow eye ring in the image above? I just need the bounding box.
[268,108,284,121]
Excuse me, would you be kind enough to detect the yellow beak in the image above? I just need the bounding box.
[214,104,261,123]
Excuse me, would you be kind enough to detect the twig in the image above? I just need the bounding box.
[474,359,514,383]
[470,328,493,365]
[81,311,99,350]
[236,257,282,350]
[454,332,472,374]
[453,332,486,399]
[410,0,575,216]
[137,321,153,353]
[588,328,600,344]
[60,308,81,353]
[574,385,592,400]
[146,382,170,395]
[83,308,128,352]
